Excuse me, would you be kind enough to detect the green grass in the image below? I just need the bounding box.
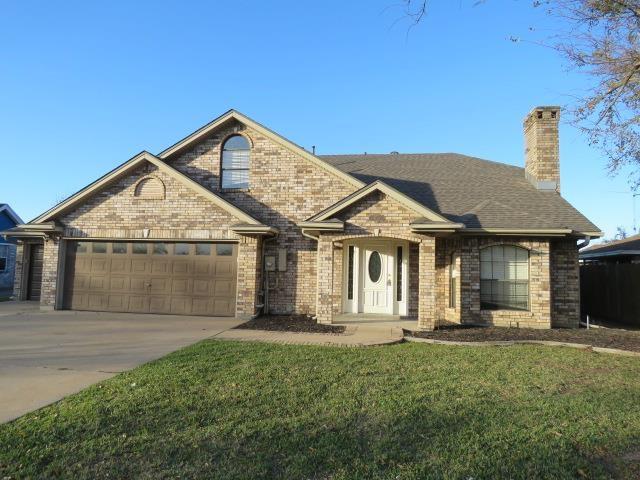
[2,341,640,479]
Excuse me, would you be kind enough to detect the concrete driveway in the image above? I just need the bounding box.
[0,302,244,423]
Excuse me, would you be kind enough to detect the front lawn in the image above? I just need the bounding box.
[1,341,640,479]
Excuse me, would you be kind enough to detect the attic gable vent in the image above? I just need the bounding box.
[134,176,165,199]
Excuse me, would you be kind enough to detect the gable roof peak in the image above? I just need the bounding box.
[31,151,261,225]
[307,179,454,224]
[157,109,364,189]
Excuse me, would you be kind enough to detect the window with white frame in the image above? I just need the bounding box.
[0,245,8,272]
[221,135,250,189]
[480,245,529,310]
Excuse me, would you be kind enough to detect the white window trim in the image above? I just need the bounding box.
[220,135,251,190]
[342,240,409,316]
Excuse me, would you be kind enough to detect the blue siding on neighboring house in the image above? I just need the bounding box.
[0,208,20,296]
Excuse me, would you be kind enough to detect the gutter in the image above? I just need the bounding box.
[301,230,320,242]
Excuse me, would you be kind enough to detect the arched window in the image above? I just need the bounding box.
[480,245,529,310]
[134,177,165,199]
[221,135,250,189]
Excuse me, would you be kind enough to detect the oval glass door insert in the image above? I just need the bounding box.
[368,251,382,282]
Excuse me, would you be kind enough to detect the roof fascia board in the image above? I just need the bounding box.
[309,180,451,223]
[461,228,574,236]
[411,223,465,231]
[158,110,364,189]
[32,152,261,225]
[580,231,604,238]
[15,222,61,231]
[580,249,640,258]
[297,220,345,230]
[230,225,279,235]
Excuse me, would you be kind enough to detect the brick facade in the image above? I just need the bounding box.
[61,163,242,241]
[169,120,356,315]
[17,116,583,329]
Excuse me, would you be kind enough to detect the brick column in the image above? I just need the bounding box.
[460,238,481,324]
[40,238,62,310]
[236,236,261,319]
[530,240,551,327]
[550,239,580,328]
[418,236,436,330]
[316,237,334,324]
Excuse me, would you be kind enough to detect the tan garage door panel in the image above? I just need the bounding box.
[63,241,237,316]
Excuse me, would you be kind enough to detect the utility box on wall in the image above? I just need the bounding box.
[264,256,276,272]
[277,249,287,271]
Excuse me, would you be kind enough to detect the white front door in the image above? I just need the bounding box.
[360,244,392,314]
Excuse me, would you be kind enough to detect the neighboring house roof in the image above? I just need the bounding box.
[0,204,24,225]
[31,151,263,226]
[580,234,640,259]
[320,153,600,235]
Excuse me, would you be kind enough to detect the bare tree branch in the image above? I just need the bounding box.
[402,0,640,188]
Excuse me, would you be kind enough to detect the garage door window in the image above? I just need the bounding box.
[174,243,190,255]
[195,244,211,255]
[92,242,107,254]
[133,243,148,254]
[153,243,169,255]
[216,244,233,256]
[112,243,127,254]
[75,242,89,253]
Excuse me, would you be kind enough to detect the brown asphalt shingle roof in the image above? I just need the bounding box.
[319,153,600,233]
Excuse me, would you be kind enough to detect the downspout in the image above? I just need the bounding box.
[258,234,278,318]
[301,229,319,242]
[577,235,591,250]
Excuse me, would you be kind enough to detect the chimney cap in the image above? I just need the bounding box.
[524,106,560,126]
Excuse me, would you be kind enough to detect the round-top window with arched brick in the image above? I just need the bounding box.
[134,177,165,199]
[221,135,250,189]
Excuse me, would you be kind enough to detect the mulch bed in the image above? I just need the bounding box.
[234,315,346,334]
[405,323,640,353]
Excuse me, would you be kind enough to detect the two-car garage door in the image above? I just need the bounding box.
[63,241,237,316]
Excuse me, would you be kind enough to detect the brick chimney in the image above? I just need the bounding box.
[523,106,560,192]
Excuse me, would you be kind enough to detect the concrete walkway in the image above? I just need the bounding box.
[215,321,414,346]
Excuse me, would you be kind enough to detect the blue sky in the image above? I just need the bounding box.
[0,0,633,240]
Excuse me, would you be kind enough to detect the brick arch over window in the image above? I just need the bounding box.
[133,176,165,199]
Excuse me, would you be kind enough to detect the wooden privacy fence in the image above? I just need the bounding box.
[580,263,640,327]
